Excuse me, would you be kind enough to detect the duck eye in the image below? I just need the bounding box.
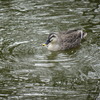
[50,35,56,38]
[49,37,52,42]
[50,35,56,41]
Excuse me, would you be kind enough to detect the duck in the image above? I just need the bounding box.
[42,29,87,51]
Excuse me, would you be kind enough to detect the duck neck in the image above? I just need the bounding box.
[47,43,60,51]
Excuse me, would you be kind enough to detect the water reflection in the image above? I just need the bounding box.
[0,0,100,100]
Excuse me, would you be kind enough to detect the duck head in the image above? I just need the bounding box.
[42,33,58,46]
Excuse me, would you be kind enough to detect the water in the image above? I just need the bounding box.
[0,0,100,100]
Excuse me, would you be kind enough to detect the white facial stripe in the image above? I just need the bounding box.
[48,34,56,41]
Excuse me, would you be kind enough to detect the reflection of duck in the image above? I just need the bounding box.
[43,29,87,51]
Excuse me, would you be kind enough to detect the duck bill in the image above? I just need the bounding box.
[42,43,47,46]
[42,39,50,46]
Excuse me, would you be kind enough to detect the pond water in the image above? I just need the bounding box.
[0,0,100,100]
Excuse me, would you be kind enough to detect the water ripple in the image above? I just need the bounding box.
[0,0,100,100]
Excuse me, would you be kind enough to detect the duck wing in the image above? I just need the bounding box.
[60,29,86,50]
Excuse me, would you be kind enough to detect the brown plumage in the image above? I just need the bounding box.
[43,29,87,51]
